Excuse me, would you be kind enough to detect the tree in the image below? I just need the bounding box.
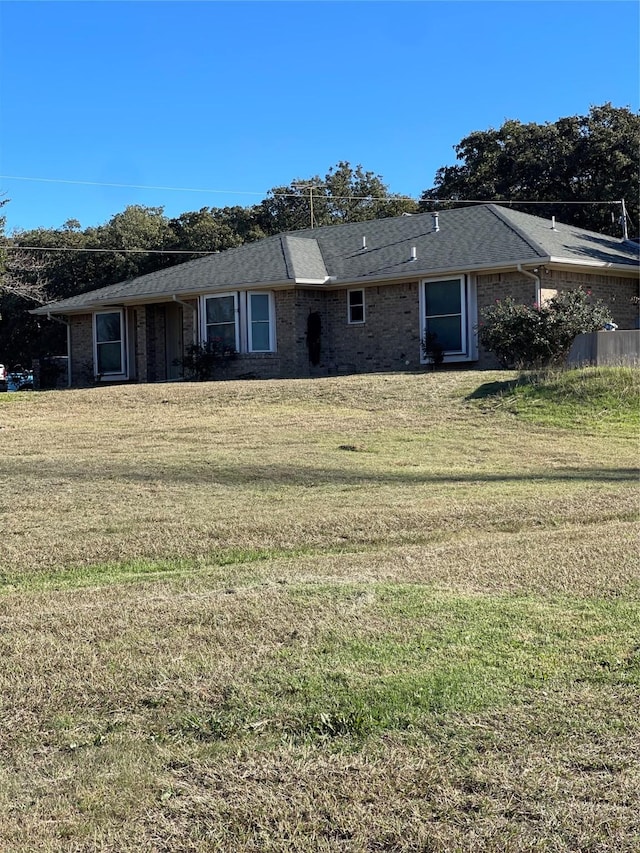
[420,104,640,236]
[257,161,417,234]
[168,206,265,258]
[0,206,180,366]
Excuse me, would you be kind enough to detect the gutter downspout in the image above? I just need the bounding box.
[172,295,198,344]
[47,312,72,388]
[516,264,541,306]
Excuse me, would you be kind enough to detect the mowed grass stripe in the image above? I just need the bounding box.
[1,516,638,595]
[1,369,638,578]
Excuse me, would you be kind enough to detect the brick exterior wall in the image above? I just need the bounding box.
[296,282,423,375]
[134,307,148,382]
[475,268,639,368]
[145,305,167,382]
[69,314,95,387]
[539,269,639,330]
[64,267,639,387]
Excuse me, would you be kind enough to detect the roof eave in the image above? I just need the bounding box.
[31,278,307,316]
[546,256,639,274]
[32,253,638,317]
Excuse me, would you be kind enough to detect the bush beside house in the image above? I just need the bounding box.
[479,289,614,368]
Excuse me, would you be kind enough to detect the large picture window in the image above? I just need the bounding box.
[422,277,466,355]
[94,310,125,375]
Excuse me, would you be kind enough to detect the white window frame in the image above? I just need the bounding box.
[247,291,276,353]
[347,288,366,325]
[419,275,474,363]
[93,309,128,379]
[200,291,276,354]
[202,292,240,352]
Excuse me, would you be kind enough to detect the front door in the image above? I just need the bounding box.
[165,303,184,380]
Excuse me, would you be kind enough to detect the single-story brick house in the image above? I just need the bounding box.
[34,204,639,386]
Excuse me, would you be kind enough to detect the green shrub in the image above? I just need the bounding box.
[421,331,445,367]
[176,340,237,381]
[479,289,612,368]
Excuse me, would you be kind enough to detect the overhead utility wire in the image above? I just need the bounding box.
[0,175,262,197]
[0,174,626,205]
[4,199,632,255]
[3,245,215,254]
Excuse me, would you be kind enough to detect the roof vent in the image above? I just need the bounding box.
[432,212,440,232]
[410,246,417,261]
[551,216,557,231]
[361,235,367,250]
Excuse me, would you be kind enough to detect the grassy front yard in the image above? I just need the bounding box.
[0,368,638,851]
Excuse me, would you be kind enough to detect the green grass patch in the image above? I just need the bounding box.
[478,366,640,432]
[0,546,351,592]
[160,583,640,746]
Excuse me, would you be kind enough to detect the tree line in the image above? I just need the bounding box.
[1,104,638,366]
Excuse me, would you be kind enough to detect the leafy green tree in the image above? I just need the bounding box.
[1,206,179,365]
[421,104,640,236]
[257,161,417,233]
[168,206,265,257]
[89,205,175,283]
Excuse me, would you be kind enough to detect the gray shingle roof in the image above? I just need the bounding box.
[281,236,328,280]
[490,206,640,267]
[35,204,639,315]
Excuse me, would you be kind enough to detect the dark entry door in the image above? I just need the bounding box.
[165,303,184,380]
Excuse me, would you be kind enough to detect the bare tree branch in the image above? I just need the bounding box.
[1,251,51,304]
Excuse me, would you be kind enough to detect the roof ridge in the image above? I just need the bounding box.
[486,204,549,259]
[283,207,442,240]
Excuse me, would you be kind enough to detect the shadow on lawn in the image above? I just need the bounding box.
[466,379,521,400]
[7,458,640,488]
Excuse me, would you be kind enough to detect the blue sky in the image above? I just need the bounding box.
[1,1,638,233]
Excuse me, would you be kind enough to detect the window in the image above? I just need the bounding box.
[347,289,365,324]
[421,277,468,358]
[94,310,125,375]
[248,292,274,352]
[204,293,238,352]
[202,292,275,354]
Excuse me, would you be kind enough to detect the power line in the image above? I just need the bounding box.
[0,175,263,197]
[428,199,623,206]
[0,174,629,206]
[0,174,412,202]
[3,245,215,254]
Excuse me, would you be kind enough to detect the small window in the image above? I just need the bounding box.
[348,289,365,324]
[94,310,125,375]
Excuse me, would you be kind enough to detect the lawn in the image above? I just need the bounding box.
[0,368,638,851]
